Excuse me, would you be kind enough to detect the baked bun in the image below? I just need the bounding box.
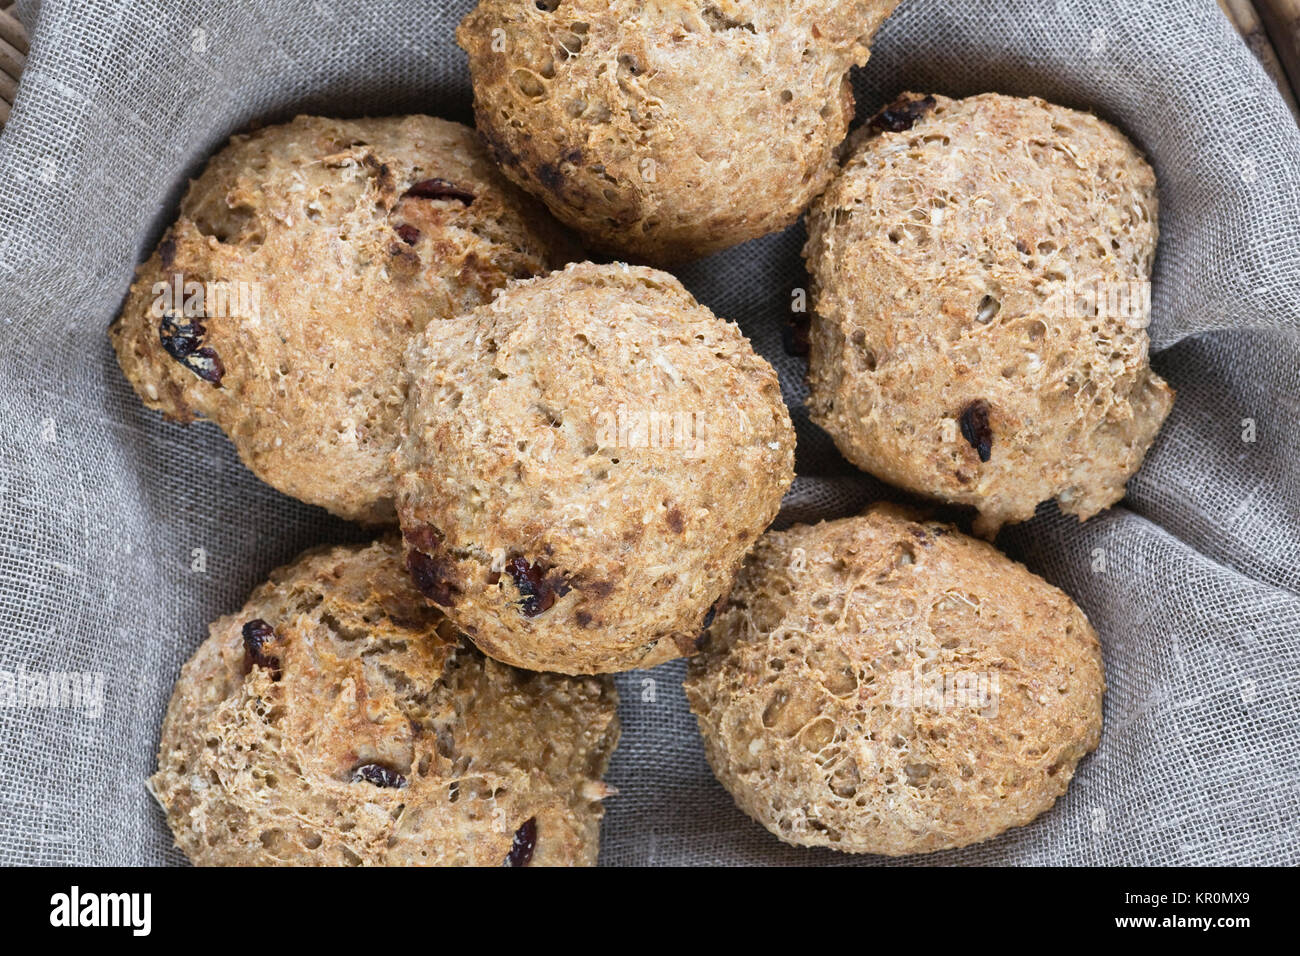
[458,0,900,264]
[394,261,795,674]
[803,93,1173,536]
[111,114,572,523]
[150,538,619,866]
[685,503,1104,855]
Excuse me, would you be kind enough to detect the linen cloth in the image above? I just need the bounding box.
[0,0,1296,865]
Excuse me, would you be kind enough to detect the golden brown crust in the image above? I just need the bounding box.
[458,0,901,264]
[394,261,795,674]
[803,93,1174,536]
[685,503,1105,855]
[149,538,619,866]
[110,114,574,524]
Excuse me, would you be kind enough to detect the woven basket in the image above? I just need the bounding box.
[0,3,1297,129]
[1220,0,1300,121]
[0,5,27,128]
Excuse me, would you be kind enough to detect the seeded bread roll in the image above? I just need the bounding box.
[458,0,901,265]
[111,114,573,524]
[149,538,619,866]
[685,504,1105,856]
[394,261,796,674]
[803,93,1174,536]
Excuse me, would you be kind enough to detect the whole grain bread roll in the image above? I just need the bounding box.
[394,261,796,674]
[685,504,1104,855]
[804,93,1174,536]
[458,0,901,264]
[111,114,573,524]
[150,538,619,866]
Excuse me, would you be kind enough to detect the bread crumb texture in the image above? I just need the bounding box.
[804,93,1173,536]
[395,261,795,674]
[459,0,900,264]
[111,115,572,524]
[150,538,619,866]
[685,503,1104,855]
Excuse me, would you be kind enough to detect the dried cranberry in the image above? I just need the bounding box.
[159,312,224,385]
[351,763,407,789]
[394,223,421,244]
[868,94,937,133]
[186,347,225,384]
[959,399,993,463]
[241,619,280,678]
[782,315,810,357]
[665,507,685,534]
[404,526,460,606]
[406,547,457,607]
[504,557,569,617]
[694,595,726,650]
[159,312,204,360]
[504,817,537,867]
[404,178,475,204]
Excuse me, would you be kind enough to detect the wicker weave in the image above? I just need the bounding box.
[0,6,28,127]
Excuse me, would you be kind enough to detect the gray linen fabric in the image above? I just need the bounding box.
[0,0,1296,866]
